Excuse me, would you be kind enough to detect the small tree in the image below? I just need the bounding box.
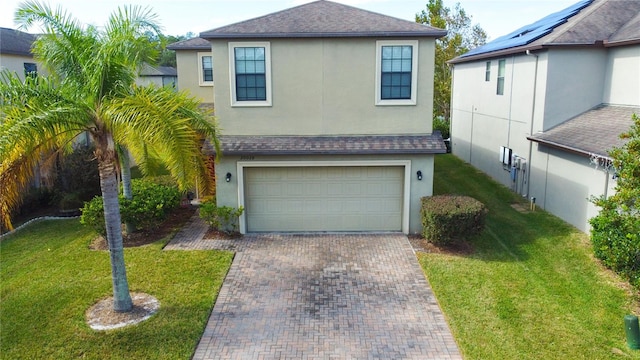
[590,114,640,286]
[416,0,487,133]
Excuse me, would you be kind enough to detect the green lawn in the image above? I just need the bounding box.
[0,219,233,359]
[421,154,640,359]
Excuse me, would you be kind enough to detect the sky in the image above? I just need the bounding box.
[0,0,579,41]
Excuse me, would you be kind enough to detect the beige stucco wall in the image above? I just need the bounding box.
[175,50,214,104]
[0,53,47,81]
[210,37,436,135]
[603,45,640,106]
[215,154,435,234]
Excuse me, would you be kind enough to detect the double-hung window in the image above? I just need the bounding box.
[497,59,506,95]
[198,52,213,86]
[376,40,418,105]
[229,42,271,106]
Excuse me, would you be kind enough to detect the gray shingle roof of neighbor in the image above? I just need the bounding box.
[204,134,447,156]
[0,27,36,56]
[527,105,640,159]
[451,0,640,63]
[166,37,210,50]
[199,0,447,39]
[138,63,177,76]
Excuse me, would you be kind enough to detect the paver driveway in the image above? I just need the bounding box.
[186,233,461,360]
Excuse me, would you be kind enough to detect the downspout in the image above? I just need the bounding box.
[449,63,454,150]
[525,49,539,198]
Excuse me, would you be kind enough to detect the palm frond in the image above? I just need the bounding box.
[104,85,220,191]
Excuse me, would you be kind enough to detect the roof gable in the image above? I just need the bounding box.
[0,27,36,56]
[200,0,446,39]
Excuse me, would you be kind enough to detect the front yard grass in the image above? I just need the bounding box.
[421,154,640,359]
[0,219,233,359]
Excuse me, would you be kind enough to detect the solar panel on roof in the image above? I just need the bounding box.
[461,0,592,58]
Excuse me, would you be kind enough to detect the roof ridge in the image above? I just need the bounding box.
[541,0,603,44]
[200,0,445,39]
[608,10,640,42]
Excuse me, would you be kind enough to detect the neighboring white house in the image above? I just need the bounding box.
[136,63,177,89]
[0,27,43,80]
[449,0,640,233]
[174,0,447,234]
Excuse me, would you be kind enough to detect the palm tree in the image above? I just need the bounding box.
[0,2,219,312]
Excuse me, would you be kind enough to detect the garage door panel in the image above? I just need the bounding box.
[244,166,403,232]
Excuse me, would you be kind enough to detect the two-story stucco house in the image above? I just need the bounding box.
[449,0,640,233]
[167,37,214,107]
[0,27,43,80]
[186,0,446,234]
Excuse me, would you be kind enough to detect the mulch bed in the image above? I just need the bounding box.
[89,206,196,250]
[408,234,475,256]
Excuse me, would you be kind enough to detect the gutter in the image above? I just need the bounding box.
[526,136,610,160]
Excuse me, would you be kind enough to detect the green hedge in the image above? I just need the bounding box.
[80,179,180,236]
[589,207,640,287]
[421,195,487,245]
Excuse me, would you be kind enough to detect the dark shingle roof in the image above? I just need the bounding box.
[138,63,177,76]
[527,105,639,158]
[452,0,640,63]
[166,37,210,50]
[0,27,36,56]
[200,0,446,39]
[204,134,447,156]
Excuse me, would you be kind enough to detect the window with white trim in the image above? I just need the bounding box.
[198,52,213,86]
[375,40,418,106]
[497,59,506,95]
[229,42,271,107]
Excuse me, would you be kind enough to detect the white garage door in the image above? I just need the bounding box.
[244,166,403,232]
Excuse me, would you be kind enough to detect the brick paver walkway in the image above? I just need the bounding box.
[165,217,461,359]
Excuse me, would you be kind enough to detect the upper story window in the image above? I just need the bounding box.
[497,59,506,95]
[485,61,491,81]
[24,62,37,78]
[375,40,418,106]
[229,42,272,107]
[198,52,213,86]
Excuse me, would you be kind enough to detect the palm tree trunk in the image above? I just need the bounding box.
[98,155,133,312]
[120,151,135,234]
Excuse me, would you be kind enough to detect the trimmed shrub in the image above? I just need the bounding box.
[199,199,244,233]
[119,179,181,231]
[80,179,180,235]
[80,195,106,236]
[421,195,487,245]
